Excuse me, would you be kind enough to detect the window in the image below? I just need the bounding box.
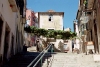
[48,14,53,21]
[48,29,54,30]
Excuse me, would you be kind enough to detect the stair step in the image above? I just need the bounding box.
[48,53,100,67]
[3,52,52,67]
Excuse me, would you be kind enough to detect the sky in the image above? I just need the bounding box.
[27,0,79,31]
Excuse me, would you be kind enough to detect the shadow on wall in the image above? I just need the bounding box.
[40,38,56,49]
[38,38,65,52]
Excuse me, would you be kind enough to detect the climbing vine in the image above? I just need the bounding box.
[24,26,77,39]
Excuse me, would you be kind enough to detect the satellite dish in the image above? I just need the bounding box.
[80,16,89,24]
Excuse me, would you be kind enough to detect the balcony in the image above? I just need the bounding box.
[84,0,94,10]
[87,0,94,9]
[8,0,18,12]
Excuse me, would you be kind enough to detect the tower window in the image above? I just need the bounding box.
[48,14,53,21]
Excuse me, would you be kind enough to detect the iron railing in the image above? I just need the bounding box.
[27,44,53,67]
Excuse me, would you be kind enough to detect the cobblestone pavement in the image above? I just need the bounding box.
[49,53,100,67]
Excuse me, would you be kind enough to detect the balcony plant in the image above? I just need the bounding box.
[84,0,88,9]
[84,0,87,5]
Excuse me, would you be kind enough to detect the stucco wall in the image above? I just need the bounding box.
[39,14,63,30]
[0,0,25,60]
[0,0,17,58]
[39,13,65,52]
[0,0,16,33]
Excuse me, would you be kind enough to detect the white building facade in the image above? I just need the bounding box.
[38,10,64,52]
[0,0,26,64]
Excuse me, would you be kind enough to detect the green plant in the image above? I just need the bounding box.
[24,26,77,39]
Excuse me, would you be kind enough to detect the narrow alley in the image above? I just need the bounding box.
[0,0,100,67]
[2,46,100,67]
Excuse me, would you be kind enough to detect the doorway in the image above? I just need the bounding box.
[94,21,98,53]
[0,18,3,49]
[11,35,14,57]
[0,18,3,64]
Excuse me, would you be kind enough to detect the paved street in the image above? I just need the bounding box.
[49,53,100,67]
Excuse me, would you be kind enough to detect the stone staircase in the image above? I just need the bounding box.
[2,52,100,67]
[2,52,51,67]
[48,53,100,67]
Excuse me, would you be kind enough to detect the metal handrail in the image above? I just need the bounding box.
[27,44,52,67]
[33,44,52,67]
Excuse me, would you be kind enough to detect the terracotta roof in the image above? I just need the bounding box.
[47,10,55,12]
